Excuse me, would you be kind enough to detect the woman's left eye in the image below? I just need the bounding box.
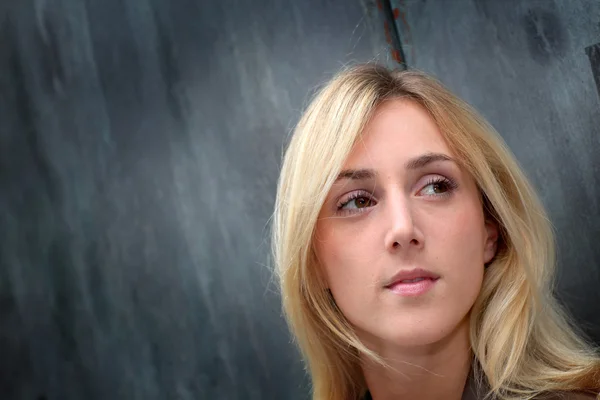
[418,177,458,197]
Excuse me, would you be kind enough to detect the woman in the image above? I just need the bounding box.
[271,64,600,400]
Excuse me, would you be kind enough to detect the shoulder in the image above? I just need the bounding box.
[568,393,599,400]
[539,391,599,400]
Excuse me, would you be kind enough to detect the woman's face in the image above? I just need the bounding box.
[314,99,498,349]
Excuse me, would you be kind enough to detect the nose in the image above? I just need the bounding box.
[383,193,423,252]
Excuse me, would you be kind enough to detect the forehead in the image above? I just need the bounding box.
[344,99,452,167]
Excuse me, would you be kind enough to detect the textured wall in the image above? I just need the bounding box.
[0,1,392,399]
[392,0,600,340]
[2,1,599,399]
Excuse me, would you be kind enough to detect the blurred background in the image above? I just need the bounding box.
[0,0,599,399]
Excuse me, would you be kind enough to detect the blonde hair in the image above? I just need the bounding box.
[271,64,600,400]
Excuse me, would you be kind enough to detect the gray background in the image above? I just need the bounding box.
[0,0,598,399]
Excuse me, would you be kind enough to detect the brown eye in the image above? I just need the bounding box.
[354,197,373,208]
[431,182,448,194]
[337,191,377,214]
[419,177,458,197]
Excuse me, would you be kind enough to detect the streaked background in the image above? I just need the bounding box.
[0,1,598,399]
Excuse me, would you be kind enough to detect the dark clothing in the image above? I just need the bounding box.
[363,373,598,400]
[361,374,482,400]
[363,391,598,399]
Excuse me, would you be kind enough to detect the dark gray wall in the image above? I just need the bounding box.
[393,0,600,339]
[2,1,599,399]
[0,1,392,399]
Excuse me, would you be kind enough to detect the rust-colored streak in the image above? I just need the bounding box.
[385,31,392,44]
[377,0,382,10]
[393,8,400,19]
[400,13,410,38]
[392,49,403,63]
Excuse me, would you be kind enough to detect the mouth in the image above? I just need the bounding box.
[384,268,440,297]
[386,277,438,296]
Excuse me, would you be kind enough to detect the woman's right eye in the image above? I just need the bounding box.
[337,191,377,214]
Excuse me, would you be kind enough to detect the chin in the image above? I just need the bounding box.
[386,329,453,348]
[380,315,471,349]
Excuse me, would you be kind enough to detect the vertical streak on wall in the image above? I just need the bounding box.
[586,43,600,101]
[380,0,407,69]
[388,0,414,66]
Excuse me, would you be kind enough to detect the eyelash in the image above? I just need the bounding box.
[335,177,458,216]
[336,190,374,215]
[422,176,458,197]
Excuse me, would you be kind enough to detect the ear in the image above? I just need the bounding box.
[483,219,499,264]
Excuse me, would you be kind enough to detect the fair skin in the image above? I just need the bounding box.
[314,99,499,400]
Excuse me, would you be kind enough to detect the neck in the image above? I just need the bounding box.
[360,317,473,400]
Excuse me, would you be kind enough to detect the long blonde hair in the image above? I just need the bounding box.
[272,64,600,400]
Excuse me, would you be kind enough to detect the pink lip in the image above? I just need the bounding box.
[387,278,438,296]
[385,268,440,297]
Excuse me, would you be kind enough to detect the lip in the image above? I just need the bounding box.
[385,268,440,286]
[384,268,440,297]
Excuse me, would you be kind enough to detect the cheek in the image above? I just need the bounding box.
[314,223,343,287]
[419,200,486,310]
[314,222,380,331]
[314,221,377,290]
[443,199,486,254]
[431,199,487,288]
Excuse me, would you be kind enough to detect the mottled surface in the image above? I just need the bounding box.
[0,1,391,399]
[394,0,600,340]
[1,0,599,399]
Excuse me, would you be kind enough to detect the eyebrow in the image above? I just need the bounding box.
[335,152,454,182]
